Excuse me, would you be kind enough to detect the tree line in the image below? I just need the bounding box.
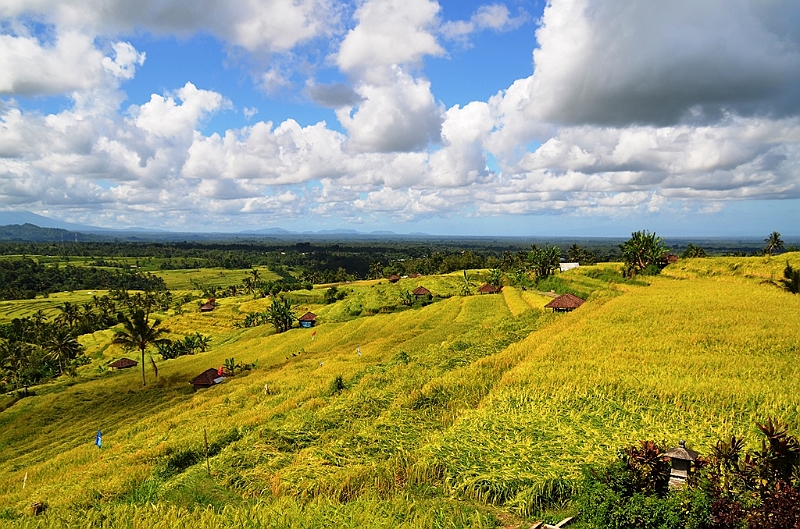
[0,257,166,300]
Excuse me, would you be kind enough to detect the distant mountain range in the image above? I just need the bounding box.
[0,210,419,241]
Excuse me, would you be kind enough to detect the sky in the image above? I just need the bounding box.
[1,0,799,237]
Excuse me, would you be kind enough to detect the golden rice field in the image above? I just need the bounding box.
[1,254,799,527]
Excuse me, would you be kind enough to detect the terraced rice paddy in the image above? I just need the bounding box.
[1,254,798,527]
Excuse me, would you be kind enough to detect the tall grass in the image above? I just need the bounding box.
[2,257,798,524]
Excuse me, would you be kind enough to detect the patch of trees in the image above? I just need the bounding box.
[577,418,800,528]
[0,258,166,300]
[621,230,668,277]
[236,296,297,333]
[0,290,172,391]
[156,332,210,360]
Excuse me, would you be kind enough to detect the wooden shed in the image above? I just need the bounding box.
[298,311,317,328]
[109,358,137,369]
[200,303,215,312]
[191,368,225,389]
[477,283,502,294]
[412,286,431,298]
[544,293,585,312]
[388,274,401,283]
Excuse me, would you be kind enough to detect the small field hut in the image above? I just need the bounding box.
[412,286,431,299]
[298,311,317,328]
[191,368,225,389]
[477,283,502,294]
[109,358,137,369]
[544,293,585,312]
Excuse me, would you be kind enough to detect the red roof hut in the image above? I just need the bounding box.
[388,274,401,283]
[109,358,138,369]
[191,368,225,389]
[299,311,317,328]
[477,283,502,294]
[412,286,431,298]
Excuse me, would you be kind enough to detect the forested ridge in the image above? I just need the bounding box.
[0,258,166,300]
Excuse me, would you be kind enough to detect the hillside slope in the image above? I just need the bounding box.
[1,257,799,527]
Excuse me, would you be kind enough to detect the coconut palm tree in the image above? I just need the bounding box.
[764,231,784,255]
[112,309,171,386]
[44,327,83,375]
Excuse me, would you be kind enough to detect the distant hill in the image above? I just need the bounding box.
[0,223,83,242]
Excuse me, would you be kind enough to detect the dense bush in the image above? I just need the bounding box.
[577,421,800,529]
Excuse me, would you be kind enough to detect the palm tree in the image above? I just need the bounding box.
[0,339,33,390]
[44,327,83,375]
[764,231,784,255]
[56,302,79,331]
[112,309,171,386]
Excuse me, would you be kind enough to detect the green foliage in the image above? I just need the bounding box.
[266,296,296,333]
[579,420,800,528]
[157,332,210,360]
[0,257,165,300]
[681,243,707,259]
[112,309,171,386]
[528,244,561,279]
[764,231,785,255]
[325,286,347,304]
[621,230,667,277]
[567,244,598,265]
[783,261,800,294]
[328,374,346,396]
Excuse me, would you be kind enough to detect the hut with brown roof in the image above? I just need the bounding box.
[477,283,502,294]
[412,286,431,299]
[544,293,585,312]
[109,358,137,369]
[191,368,225,389]
[298,311,317,328]
[387,274,401,283]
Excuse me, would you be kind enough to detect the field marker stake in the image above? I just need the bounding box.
[203,428,210,476]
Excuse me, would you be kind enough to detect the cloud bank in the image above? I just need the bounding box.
[0,0,798,233]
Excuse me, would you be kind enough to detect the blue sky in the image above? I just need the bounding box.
[1,0,799,237]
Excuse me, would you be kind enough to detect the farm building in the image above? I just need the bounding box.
[387,274,401,283]
[108,358,137,369]
[477,283,502,294]
[412,286,431,298]
[544,293,585,312]
[298,311,317,328]
[191,368,225,389]
[200,303,215,312]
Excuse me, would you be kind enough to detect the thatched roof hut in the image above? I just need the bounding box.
[191,368,225,389]
[412,286,431,297]
[109,358,137,369]
[388,274,401,283]
[200,303,215,312]
[477,283,502,294]
[544,293,585,312]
